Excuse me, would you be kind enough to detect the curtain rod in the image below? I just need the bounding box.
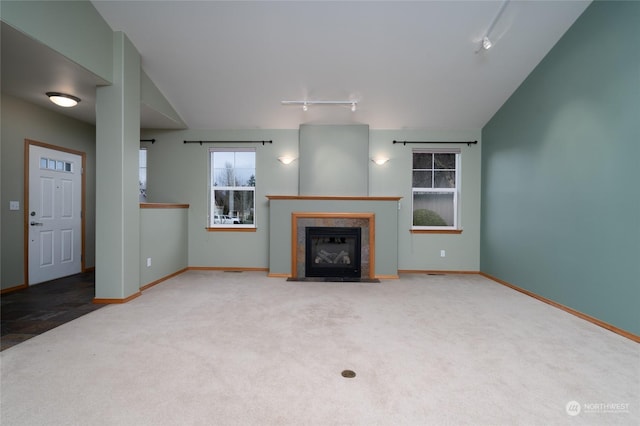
[393,140,478,146]
[184,140,273,146]
[140,139,155,144]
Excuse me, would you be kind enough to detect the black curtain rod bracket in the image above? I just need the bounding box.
[184,140,273,146]
[140,139,156,144]
[393,140,478,147]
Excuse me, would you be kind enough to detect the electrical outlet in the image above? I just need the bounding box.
[440,250,446,258]
[146,258,152,267]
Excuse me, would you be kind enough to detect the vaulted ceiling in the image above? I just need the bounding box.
[2,1,592,130]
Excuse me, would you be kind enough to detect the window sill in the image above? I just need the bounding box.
[410,229,463,234]
[206,227,257,232]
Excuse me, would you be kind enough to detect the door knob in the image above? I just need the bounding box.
[30,221,44,226]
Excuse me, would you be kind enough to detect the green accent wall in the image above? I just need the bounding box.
[0,93,97,290]
[481,1,640,335]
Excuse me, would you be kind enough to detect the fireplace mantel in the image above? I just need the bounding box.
[267,195,401,279]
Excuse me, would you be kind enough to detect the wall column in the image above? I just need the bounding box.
[94,32,140,300]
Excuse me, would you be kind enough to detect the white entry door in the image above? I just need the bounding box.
[28,144,82,285]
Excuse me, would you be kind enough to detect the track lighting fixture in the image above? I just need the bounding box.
[476,0,509,53]
[281,100,358,112]
[46,92,81,107]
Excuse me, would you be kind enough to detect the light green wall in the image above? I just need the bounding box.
[481,1,640,335]
[0,93,96,290]
[95,32,141,299]
[140,207,188,286]
[371,129,482,271]
[1,1,188,295]
[140,129,299,269]
[142,127,482,272]
[299,124,369,196]
[1,0,113,82]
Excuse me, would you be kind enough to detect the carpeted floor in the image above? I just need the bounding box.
[1,271,638,425]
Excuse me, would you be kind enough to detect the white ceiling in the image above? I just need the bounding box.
[3,1,592,130]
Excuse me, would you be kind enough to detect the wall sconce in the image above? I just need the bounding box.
[372,157,389,165]
[278,156,296,165]
[46,92,81,108]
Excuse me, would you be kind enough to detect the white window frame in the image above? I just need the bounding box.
[139,148,147,202]
[208,147,256,229]
[411,148,460,231]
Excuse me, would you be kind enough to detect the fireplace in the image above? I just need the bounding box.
[305,227,361,278]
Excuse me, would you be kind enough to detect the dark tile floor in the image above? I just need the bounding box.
[1,271,103,351]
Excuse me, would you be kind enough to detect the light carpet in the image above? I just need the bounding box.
[1,271,638,425]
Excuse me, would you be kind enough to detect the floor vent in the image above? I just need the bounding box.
[341,370,356,378]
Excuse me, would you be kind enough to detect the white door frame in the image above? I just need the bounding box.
[24,139,86,285]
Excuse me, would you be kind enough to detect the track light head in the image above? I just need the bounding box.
[482,36,493,50]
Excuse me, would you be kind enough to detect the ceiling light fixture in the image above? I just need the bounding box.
[477,0,510,53]
[46,92,81,108]
[281,100,358,112]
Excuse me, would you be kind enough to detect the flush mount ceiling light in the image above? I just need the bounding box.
[281,100,358,112]
[46,92,81,108]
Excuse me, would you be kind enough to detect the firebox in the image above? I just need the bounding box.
[305,227,361,278]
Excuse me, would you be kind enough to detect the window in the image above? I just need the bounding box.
[139,148,147,202]
[412,149,460,230]
[209,148,256,228]
[40,157,73,173]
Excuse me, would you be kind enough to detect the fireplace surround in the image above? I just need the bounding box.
[291,211,374,279]
[266,196,401,279]
[305,226,362,278]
